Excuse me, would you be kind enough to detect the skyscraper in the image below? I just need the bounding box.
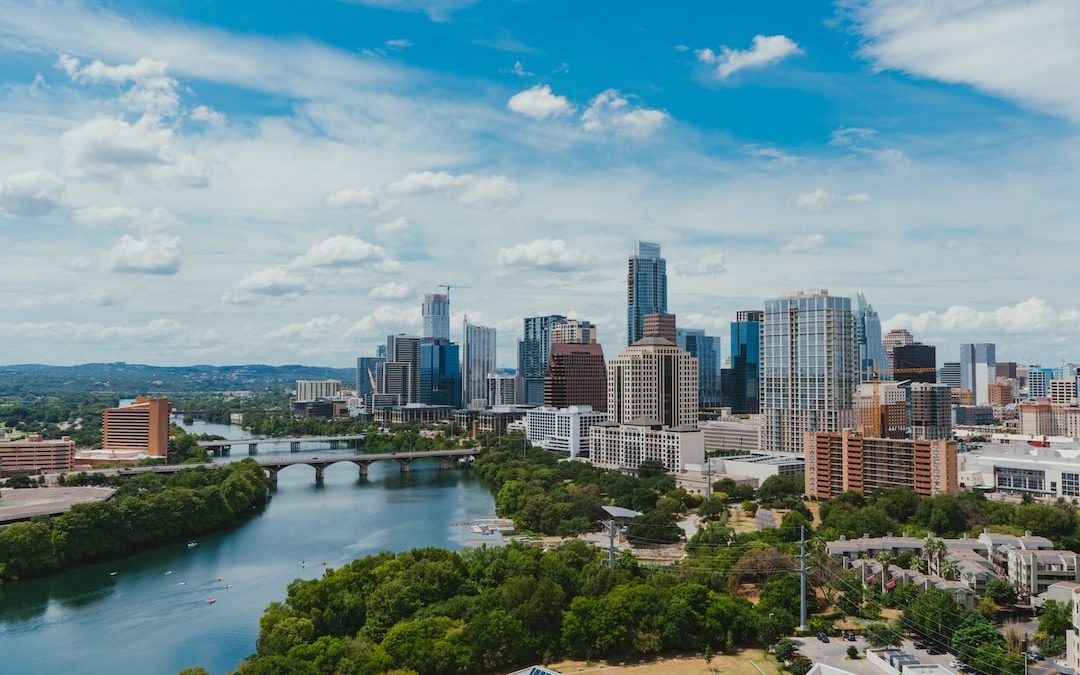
[643,312,677,344]
[761,290,857,454]
[385,334,421,404]
[727,310,762,414]
[883,328,915,370]
[519,314,566,405]
[356,356,385,398]
[544,342,607,411]
[677,327,722,409]
[606,337,698,427]
[420,338,461,408]
[551,318,598,344]
[940,362,961,388]
[422,293,450,341]
[909,383,952,440]
[855,293,888,381]
[627,241,667,345]
[960,343,997,405]
[462,320,496,409]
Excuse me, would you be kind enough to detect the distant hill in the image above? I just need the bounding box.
[0,363,356,396]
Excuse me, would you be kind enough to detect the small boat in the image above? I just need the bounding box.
[224,584,233,589]
[215,576,222,582]
[207,598,216,605]
[109,571,118,576]
[186,541,198,549]
[164,570,173,576]
[177,582,187,586]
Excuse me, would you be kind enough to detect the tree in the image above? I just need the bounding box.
[756,474,804,504]
[952,616,1005,667]
[774,638,796,661]
[1041,635,1066,658]
[1039,600,1072,638]
[788,656,813,675]
[626,510,682,546]
[976,596,998,622]
[864,622,902,648]
[904,588,961,646]
[759,572,803,618]
[847,645,859,659]
[985,579,1018,606]
[698,498,729,521]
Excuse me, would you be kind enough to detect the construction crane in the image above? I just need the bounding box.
[438,284,471,303]
[863,366,940,437]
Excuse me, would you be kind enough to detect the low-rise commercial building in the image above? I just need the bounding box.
[524,405,607,458]
[589,419,704,473]
[700,415,762,453]
[374,404,454,424]
[958,443,1080,500]
[295,379,343,402]
[805,430,957,500]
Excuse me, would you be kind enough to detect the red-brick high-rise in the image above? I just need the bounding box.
[544,342,607,412]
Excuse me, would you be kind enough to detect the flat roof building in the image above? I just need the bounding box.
[525,405,608,458]
[0,434,76,476]
[806,430,957,500]
[102,397,170,458]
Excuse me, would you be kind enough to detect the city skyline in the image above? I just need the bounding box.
[3,1,1080,366]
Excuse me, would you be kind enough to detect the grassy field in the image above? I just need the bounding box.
[549,649,780,675]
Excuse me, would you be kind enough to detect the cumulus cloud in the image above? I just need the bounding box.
[0,170,63,218]
[675,253,727,276]
[507,84,575,119]
[845,0,1080,122]
[497,238,591,272]
[226,266,311,303]
[369,281,414,300]
[696,34,802,79]
[61,115,208,187]
[781,233,826,253]
[386,171,521,210]
[190,105,226,125]
[267,307,422,350]
[289,235,402,273]
[792,189,873,211]
[581,89,670,138]
[511,61,533,77]
[324,186,394,214]
[101,232,182,274]
[58,54,180,117]
[374,217,410,236]
[885,297,1080,336]
[72,205,182,230]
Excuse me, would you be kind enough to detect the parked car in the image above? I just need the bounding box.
[817,632,830,643]
[844,632,857,642]
[913,641,928,650]
[927,646,944,655]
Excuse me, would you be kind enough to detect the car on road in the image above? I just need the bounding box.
[816,632,830,643]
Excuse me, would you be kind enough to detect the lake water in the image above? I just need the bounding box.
[0,419,498,674]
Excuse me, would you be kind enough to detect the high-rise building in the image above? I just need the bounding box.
[525,405,608,458]
[960,343,997,405]
[893,344,937,382]
[643,312,676,344]
[909,383,953,440]
[419,338,462,408]
[727,310,762,414]
[385,334,422,404]
[607,337,698,427]
[422,293,450,341]
[940,362,962,388]
[102,397,171,458]
[805,430,958,499]
[551,319,598,345]
[855,381,908,439]
[356,357,385,399]
[988,382,1015,407]
[462,320,496,409]
[627,241,667,345]
[519,314,566,405]
[997,362,1019,380]
[761,290,857,454]
[677,328,723,409]
[855,293,889,382]
[544,342,607,411]
[295,379,343,402]
[486,373,518,407]
[1027,366,1060,399]
[883,328,916,370]
[1050,379,1079,406]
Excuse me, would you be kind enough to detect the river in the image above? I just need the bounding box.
[0,418,498,674]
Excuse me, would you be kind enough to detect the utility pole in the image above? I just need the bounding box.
[799,524,808,634]
[705,458,713,501]
[607,519,617,570]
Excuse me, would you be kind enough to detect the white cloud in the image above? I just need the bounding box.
[384,38,412,49]
[507,84,574,119]
[353,304,421,332]
[511,61,533,77]
[845,0,1080,122]
[324,186,394,214]
[696,34,802,79]
[497,238,591,272]
[742,145,802,167]
[792,189,873,211]
[885,298,1080,336]
[0,318,216,349]
[0,170,63,218]
[226,266,311,303]
[374,217,410,236]
[781,233,826,253]
[289,235,402,273]
[368,281,414,300]
[581,89,670,138]
[676,253,727,276]
[16,292,122,310]
[267,314,353,341]
[101,232,182,274]
[385,171,521,210]
[344,0,478,22]
[60,115,208,187]
[58,54,180,117]
[190,105,226,125]
[829,127,878,147]
[72,205,182,231]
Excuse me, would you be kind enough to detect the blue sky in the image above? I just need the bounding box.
[1,0,1079,367]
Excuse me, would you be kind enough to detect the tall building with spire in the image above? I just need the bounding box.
[626,241,667,346]
[422,293,450,341]
[855,293,888,382]
[761,290,857,454]
[462,319,496,409]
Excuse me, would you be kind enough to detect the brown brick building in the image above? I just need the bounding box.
[102,397,171,457]
[544,342,607,412]
[805,430,958,500]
